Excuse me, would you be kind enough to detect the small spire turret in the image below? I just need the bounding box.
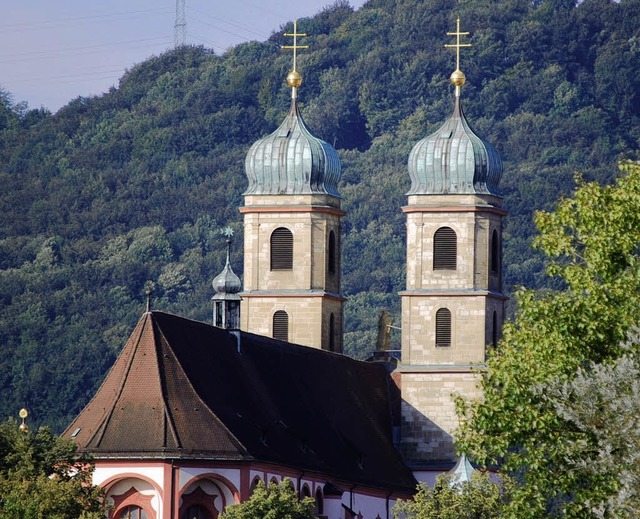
[212,229,242,330]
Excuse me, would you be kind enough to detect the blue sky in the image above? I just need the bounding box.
[0,0,364,113]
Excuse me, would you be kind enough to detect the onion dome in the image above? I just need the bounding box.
[212,239,242,298]
[407,97,503,195]
[245,20,341,197]
[244,99,341,196]
[408,17,503,196]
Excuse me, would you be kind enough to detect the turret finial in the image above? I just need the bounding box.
[19,408,28,433]
[145,287,153,313]
[282,20,309,99]
[444,17,471,96]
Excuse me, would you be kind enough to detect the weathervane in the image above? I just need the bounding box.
[281,20,309,98]
[220,226,234,238]
[444,17,472,96]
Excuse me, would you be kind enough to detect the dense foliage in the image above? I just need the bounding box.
[219,478,315,519]
[393,472,506,518]
[457,162,640,517]
[0,419,105,518]
[0,0,639,430]
[540,328,640,518]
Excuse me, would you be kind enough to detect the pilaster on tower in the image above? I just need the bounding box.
[240,20,345,352]
[399,18,507,466]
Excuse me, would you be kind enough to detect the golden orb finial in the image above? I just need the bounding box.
[450,69,466,87]
[19,408,28,433]
[287,70,302,89]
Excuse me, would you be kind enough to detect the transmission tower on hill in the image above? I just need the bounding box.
[175,0,187,47]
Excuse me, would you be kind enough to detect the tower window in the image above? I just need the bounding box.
[315,488,324,515]
[436,308,452,347]
[273,310,289,341]
[433,227,457,270]
[328,230,337,275]
[491,229,500,275]
[270,228,293,270]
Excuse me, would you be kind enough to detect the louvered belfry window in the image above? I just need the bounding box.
[433,227,457,270]
[436,308,452,347]
[328,230,336,275]
[270,227,293,270]
[491,229,500,275]
[273,310,289,341]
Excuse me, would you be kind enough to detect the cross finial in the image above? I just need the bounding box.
[145,287,153,313]
[281,20,309,98]
[444,17,471,95]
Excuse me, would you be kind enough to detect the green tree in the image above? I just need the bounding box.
[393,473,506,519]
[539,328,640,518]
[220,478,315,519]
[0,418,105,519]
[457,162,640,517]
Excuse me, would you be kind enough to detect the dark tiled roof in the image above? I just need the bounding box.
[65,312,416,492]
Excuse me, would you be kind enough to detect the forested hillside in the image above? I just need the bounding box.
[1,0,639,431]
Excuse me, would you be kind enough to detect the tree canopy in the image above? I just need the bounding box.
[0,418,105,519]
[393,473,506,519]
[219,478,315,519]
[1,0,639,429]
[457,162,640,517]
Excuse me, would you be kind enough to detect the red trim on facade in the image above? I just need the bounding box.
[110,486,156,519]
[402,205,507,216]
[180,472,240,508]
[179,486,220,518]
[240,292,347,302]
[239,205,346,217]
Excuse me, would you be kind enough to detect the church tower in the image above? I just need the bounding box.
[399,19,506,465]
[240,22,345,352]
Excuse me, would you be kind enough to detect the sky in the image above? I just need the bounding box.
[0,0,364,113]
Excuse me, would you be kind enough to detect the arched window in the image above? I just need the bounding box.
[301,484,311,499]
[328,230,337,275]
[436,308,452,347]
[250,477,262,495]
[490,229,500,275]
[118,506,148,519]
[182,505,213,519]
[433,227,457,270]
[270,228,293,270]
[273,311,289,341]
[315,488,324,515]
[329,313,336,352]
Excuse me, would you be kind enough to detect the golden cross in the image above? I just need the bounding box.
[282,20,309,72]
[444,17,471,71]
